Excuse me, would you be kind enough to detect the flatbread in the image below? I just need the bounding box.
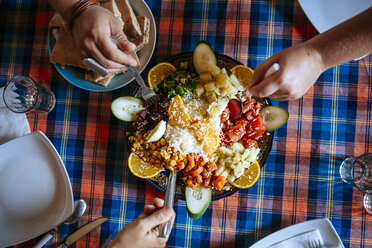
[115,0,142,39]
[132,16,150,52]
[84,50,140,86]
[50,25,88,70]
[50,0,149,87]
[49,13,65,27]
[100,0,124,27]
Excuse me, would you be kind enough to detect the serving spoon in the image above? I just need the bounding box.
[33,199,87,248]
[158,169,177,238]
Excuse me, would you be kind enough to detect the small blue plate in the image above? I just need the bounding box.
[47,0,156,92]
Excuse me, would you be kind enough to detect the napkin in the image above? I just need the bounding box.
[0,88,30,145]
[268,229,325,248]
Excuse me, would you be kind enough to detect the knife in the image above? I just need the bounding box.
[57,217,108,248]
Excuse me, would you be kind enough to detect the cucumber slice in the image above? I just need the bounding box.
[193,41,217,74]
[186,186,211,219]
[111,96,145,122]
[261,105,289,131]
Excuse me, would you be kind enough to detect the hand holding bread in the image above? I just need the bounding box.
[48,0,150,86]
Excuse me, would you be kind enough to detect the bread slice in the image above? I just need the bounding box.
[50,25,88,70]
[115,0,142,39]
[85,70,115,86]
[49,13,65,27]
[131,16,150,52]
[100,0,124,26]
[84,50,140,86]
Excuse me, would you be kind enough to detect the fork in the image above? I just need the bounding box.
[308,239,324,248]
[110,37,159,106]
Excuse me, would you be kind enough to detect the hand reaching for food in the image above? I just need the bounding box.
[108,198,175,248]
[249,44,324,101]
[250,7,372,101]
[71,5,138,70]
[48,0,151,86]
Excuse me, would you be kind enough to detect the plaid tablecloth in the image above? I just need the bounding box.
[1,0,372,247]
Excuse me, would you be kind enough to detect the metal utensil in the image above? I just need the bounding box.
[127,65,160,106]
[57,217,108,248]
[82,58,109,77]
[158,170,177,238]
[33,199,87,248]
[111,36,159,106]
[308,239,324,248]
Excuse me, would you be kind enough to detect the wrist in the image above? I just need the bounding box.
[67,0,96,30]
[302,42,327,72]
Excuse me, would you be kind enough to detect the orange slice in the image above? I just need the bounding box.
[232,159,260,189]
[190,121,220,154]
[128,153,163,179]
[168,94,191,127]
[230,65,254,87]
[147,62,177,89]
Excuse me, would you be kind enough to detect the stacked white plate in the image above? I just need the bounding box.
[0,131,73,247]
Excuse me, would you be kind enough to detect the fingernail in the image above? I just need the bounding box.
[130,58,137,66]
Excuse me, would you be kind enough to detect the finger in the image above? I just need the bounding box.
[140,207,174,231]
[267,92,290,101]
[144,204,157,214]
[115,32,136,52]
[250,59,277,87]
[136,212,148,220]
[153,198,164,209]
[97,36,137,67]
[249,77,280,98]
[85,43,124,69]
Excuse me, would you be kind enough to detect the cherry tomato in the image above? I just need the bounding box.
[227,99,242,121]
[242,136,258,149]
[227,118,247,143]
[242,98,256,114]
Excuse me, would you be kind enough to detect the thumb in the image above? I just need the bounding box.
[250,60,273,88]
[140,207,174,230]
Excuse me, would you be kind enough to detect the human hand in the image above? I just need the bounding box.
[108,198,175,248]
[71,5,137,71]
[249,44,325,101]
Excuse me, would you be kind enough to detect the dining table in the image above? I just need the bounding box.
[1,0,371,247]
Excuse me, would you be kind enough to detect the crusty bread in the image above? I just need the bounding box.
[50,0,149,87]
[50,25,88,70]
[131,16,150,52]
[115,0,142,39]
[85,70,115,86]
[52,28,60,40]
[84,50,140,86]
[100,0,124,27]
[49,13,65,27]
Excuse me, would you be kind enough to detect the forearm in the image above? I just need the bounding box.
[304,7,372,70]
[47,0,80,22]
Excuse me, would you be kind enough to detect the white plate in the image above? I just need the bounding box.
[0,131,73,247]
[250,218,344,248]
[298,0,372,33]
[48,0,156,92]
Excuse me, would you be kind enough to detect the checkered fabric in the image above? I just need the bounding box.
[1,0,371,247]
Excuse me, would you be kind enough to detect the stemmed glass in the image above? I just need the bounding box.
[339,153,372,214]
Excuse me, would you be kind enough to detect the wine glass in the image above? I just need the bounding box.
[340,153,372,214]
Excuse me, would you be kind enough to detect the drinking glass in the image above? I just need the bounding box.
[3,75,55,113]
[340,153,372,214]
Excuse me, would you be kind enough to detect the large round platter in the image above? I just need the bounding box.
[132,52,274,201]
[48,0,156,92]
